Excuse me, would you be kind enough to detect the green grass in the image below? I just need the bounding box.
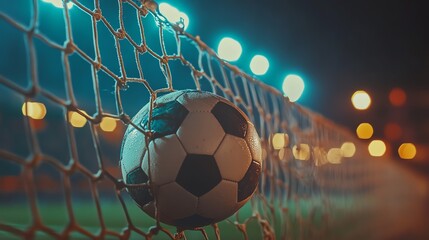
[0,197,363,239]
[0,199,265,239]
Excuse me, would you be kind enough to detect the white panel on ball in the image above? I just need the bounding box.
[245,122,262,164]
[176,112,225,155]
[121,129,147,176]
[155,90,186,104]
[157,182,198,220]
[197,180,238,221]
[214,134,252,182]
[142,134,187,186]
[176,91,219,112]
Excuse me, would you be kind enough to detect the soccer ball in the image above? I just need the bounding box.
[120,90,262,229]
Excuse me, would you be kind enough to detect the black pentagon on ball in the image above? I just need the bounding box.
[175,214,214,229]
[140,100,189,140]
[237,160,261,202]
[211,101,248,138]
[126,168,153,207]
[176,154,222,197]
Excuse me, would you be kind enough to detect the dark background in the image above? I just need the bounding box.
[168,0,429,164]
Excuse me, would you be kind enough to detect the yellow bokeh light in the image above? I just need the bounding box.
[68,111,88,128]
[368,140,386,157]
[272,133,289,150]
[22,102,47,120]
[327,148,342,164]
[100,117,117,132]
[351,90,371,110]
[356,123,374,139]
[341,142,356,158]
[398,143,417,160]
[292,144,310,161]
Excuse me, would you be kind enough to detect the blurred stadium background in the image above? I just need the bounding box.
[1,0,429,239]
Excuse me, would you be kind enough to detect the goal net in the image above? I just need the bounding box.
[0,0,427,239]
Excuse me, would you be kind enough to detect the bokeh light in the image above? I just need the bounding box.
[368,140,386,157]
[68,111,88,128]
[398,143,417,160]
[272,133,289,150]
[159,3,189,30]
[292,144,311,161]
[42,0,74,9]
[100,117,117,132]
[22,102,47,120]
[327,148,342,164]
[250,55,269,75]
[341,142,356,158]
[351,90,371,110]
[389,87,407,107]
[356,123,374,139]
[282,74,305,102]
[217,37,242,61]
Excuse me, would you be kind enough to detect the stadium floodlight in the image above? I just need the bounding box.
[42,0,74,9]
[282,74,305,102]
[250,55,269,75]
[217,37,242,62]
[159,3,189,30]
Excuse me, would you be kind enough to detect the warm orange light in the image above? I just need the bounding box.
[368,140,386,157]
[272,133,289,150]
[292,144,311,161]
[351,90,371,110]
[356,123,374,139]
[68,110,88,128]
[327,148,342,164]
[341,142,356,158]
[22,102,47,120]
[100,117,117,132]
[389,88,406,107]
[398,143,416,160]
[384,123,402,141]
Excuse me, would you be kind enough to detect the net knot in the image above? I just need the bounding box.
[137,44,147,53]
[93,9,102,21]
[160,56,169,65]
[116,28,126,39]
[143,0,158,13]
[92,61,102,71]
[138,5,149,17]
[120,114,131,124]
[64,41,75,54]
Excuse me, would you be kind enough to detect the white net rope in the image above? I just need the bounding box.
[0,0,427,239]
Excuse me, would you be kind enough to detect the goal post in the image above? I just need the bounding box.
[0,0,427,239]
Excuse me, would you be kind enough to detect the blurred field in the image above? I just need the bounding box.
[0,197,336,239]
[0,200,268,239]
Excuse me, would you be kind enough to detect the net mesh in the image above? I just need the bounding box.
[0,0,427,239]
